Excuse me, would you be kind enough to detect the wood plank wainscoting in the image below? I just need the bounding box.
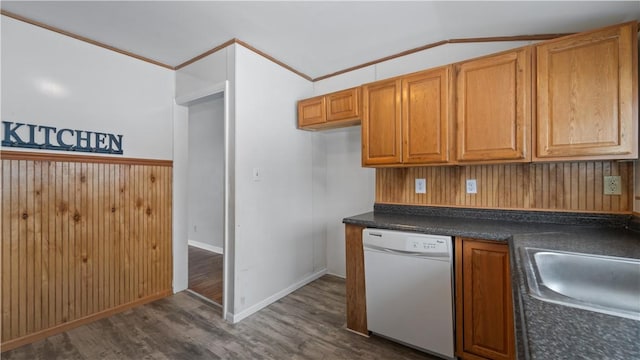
[376,161,634,213]
[0,151,173,351]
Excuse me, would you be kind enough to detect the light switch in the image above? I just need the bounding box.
[252,167,261,181]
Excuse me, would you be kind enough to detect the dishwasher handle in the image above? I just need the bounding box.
[364,243,451,259]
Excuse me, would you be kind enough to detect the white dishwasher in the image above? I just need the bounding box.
[363,228,454,359]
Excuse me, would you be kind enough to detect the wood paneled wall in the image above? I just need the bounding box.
[1,151,173,350]
[376,161,633,213]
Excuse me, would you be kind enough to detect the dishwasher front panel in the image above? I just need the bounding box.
[363,230,454,359]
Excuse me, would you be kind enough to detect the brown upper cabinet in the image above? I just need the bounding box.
[326,87,361,122]
[298,96,325,128]
[403,67,453,164]
[362,78,403,165]
[534,21,638,161]
[297,87,361,130]
[362,66,453,167]
[455,47,531,163]
[298,22,638,165]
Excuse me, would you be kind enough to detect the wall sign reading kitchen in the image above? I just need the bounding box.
[1,121,123,154]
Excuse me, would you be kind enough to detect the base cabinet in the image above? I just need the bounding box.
[455,237,515,360]
[344,224,368,335]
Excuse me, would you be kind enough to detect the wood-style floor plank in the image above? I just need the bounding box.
[2,275,439,360]
[188,246,223,304]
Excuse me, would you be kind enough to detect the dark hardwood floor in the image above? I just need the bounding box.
[188,245,223,304]
[1,275,440,360]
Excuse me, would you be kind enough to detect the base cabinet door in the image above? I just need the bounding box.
[455,237,515,360]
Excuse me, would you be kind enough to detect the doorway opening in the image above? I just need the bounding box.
[186,92,225,306]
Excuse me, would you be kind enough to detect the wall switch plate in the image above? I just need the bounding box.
[603,176,621,195]
[252,167,261,182]
[415,178,426,194]
[466,179,477,194]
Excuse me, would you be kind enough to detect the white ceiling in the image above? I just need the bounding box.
[2,1,639,79]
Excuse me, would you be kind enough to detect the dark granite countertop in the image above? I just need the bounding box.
[343,205,640,360]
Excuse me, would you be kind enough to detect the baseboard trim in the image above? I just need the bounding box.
[188,240,223,254]
[0,290,171,352]
[228,268,327,324]
[326,271,346,279]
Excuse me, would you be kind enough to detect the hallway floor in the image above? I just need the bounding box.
[188,245,223,304]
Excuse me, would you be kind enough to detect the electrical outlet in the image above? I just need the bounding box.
[604,176,621,195]
[466,179,477,194]
[415,178,426,194]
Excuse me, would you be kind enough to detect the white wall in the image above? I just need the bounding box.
[1,16,174,160]
[232,45,317,319]
[176,49,229,100]
[187,94,225,252]
[322,128,375,277]
[311,131,328,274]
[172,103,190,292]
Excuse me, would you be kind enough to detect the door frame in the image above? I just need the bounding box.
[174,80,231,320]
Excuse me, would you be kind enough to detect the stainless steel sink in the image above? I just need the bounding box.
[521,247,640,320]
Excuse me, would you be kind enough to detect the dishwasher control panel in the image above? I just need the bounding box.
[406,236,449,253]
[363,229,452,255]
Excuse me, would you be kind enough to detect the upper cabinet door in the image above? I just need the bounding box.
[362,79,402,166]
[298,87,361,130]
[535,22,638,160]
[455,48,531,163]
[402,67,452,164]
[326,87,360,122]
[298,96,326,128]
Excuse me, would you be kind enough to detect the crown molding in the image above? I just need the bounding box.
[313,33,574,81]
[174,38,237,70]
[1,10,174,70]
